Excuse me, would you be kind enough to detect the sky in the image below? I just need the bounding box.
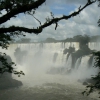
[2,0,100,42]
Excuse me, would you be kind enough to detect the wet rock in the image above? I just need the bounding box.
[0,78,23,90]
[85,78,96,85]
[77,79,83,83]
[83,82,88,85]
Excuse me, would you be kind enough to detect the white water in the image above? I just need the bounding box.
[0,42,99,100]
[73,56,98,80]
[88,42,100,50]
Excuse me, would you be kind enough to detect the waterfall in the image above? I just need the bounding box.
[0,41,100,100]
[88,42,100,50]
[0,42,98,78]
[73,55,98,79]
[74,57,82,69]
[66,55,72,70]
[78,56,90,70]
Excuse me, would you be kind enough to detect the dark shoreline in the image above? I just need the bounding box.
[0,78,23,90]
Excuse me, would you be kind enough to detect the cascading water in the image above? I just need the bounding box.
[0,42,99,100]
[74,57,82,69]
[7,42,98,79]
[72,55,98,81]
[66,55,72,70]
[4,42,99,78]
[88,42,100,50]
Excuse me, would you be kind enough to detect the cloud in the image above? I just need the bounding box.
[2,1,100,41]
[53,6,65,10]
[46,0,87,5]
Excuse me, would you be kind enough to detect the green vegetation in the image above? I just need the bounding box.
[82,51,100,97]
[42,35,100,43]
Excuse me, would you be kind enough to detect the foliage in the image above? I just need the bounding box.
[82,0,100,97]
[0,52,25,76]
[82,51,100,97]
[41,35,100,43]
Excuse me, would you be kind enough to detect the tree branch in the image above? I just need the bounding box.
[41,0,96,29]
[0,0,96,34]
[0,26,42,34]
[0,0,46,25]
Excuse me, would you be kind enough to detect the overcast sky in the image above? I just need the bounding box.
[3,0,100,42]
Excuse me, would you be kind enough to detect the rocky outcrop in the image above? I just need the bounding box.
[78,78,96,86]
[64,43,94,69]
[63,46,75,55]
[71,44,94,69]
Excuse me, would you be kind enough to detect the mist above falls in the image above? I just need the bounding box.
[0,42,99,87]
